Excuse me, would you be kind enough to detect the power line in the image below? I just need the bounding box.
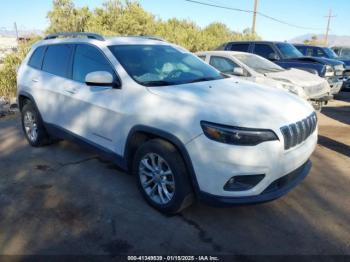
[185,0,324,30]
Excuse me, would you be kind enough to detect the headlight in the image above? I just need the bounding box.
[284,84,308,99]
[325,65,335,77]
[200,121,278,146]
[276,81,308,99]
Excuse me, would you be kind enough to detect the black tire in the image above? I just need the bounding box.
[132,139,194,214]
[21,101,52,147]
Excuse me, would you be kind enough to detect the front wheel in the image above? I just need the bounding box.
[132,139,194,214]
[21,101,52,147]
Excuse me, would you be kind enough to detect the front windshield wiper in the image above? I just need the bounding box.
[188,77,218,83]
[141,80,174,87]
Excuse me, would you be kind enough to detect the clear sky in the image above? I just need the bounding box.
[1,0,349,41]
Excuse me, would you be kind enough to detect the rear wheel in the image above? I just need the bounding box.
[21,101,52,147]
[132,139,194,214]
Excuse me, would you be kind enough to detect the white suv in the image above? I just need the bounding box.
[17,33,318,214]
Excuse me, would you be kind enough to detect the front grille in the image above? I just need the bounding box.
[280,112,317,150]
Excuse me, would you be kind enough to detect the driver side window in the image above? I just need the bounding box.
[73,44,116,83]
[209,56,240,74]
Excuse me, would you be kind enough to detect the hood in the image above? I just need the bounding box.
[265,68,330,98]
[147,78,314,130]
[266,68,323,87]
[339,59,350,68]
[299,56,344,66]
[286,56,344,66]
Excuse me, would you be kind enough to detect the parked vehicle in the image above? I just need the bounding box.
[17,33,317,214]
[196,51,332,111]
[331,46,350,59]
[217,41,345,94]
[294,44,350,91]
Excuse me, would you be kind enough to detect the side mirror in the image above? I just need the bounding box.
[268,53,280,61]
[232,67,245,76]
[85,71,118,88]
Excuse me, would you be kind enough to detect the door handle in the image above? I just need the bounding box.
[64,89,76,95]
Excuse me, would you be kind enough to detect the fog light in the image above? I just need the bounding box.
[224,174,265,191]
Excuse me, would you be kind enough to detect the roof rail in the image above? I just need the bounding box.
[44,32,105,41]
[126,35,166,42]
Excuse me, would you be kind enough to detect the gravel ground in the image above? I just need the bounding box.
[0,92,349,256]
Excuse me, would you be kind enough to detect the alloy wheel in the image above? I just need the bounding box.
[139,153,175,205]
[23,111,38,142]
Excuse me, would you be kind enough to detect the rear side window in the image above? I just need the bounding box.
[230,43,250,52]
[305,48,314,56]
[42,44,74,78]
[253,44,276,59]
[315,48,326,57]
[73,44,115,83]
[295,46,306,56]
[28,46,46,69]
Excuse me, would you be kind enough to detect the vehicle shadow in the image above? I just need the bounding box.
[318,135,350,158]
[334,92,350,103]
[321,106,350,125]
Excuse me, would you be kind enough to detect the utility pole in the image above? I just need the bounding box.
[252,0,258,34]
[14,22,19,44]
[324,9,336,46]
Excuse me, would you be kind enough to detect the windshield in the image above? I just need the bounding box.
[276,43,303,58]
[340,48,350,59]
[323,48,338,59]
[233,53,284,74]
[109,45,224,86]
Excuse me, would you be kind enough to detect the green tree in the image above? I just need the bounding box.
[46,0,91,33]
[304,35,323,45]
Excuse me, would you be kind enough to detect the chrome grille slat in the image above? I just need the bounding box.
[290,124,298,147]
[296,121,303,144]
[305,117,311,137]
[280,112,317,150]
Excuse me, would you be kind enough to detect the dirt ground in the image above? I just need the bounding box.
[0,92,349,256]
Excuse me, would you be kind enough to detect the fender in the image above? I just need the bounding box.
[124,125,201,195]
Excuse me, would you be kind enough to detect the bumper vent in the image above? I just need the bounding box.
[280,112,317,150]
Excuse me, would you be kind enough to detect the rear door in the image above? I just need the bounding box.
[35,44,75,127]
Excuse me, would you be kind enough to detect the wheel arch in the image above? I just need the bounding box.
[124,125,200,195]
[18,91,37,112]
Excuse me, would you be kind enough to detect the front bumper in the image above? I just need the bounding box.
[198,160,311,206]
[310,95,333,111]
[186,127,317,199]
[327,76,344,94]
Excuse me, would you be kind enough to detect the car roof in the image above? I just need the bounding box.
[224,40,290,44]
[293,43,325,48]
[196,50,250,56]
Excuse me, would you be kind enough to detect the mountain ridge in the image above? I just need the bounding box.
[289,34,350,46]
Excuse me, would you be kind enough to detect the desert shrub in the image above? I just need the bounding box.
[0,38,41,97]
